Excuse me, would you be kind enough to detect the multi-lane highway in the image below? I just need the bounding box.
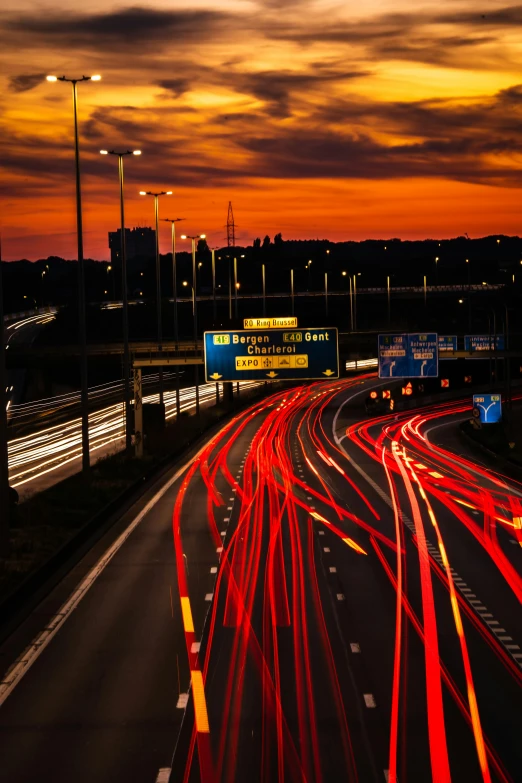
[0,376,520,782]
[8,377,259,497]
[4,311,56,412]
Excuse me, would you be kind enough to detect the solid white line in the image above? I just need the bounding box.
[0,454,194,709]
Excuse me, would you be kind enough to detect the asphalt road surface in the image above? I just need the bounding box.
[0,376,520,782]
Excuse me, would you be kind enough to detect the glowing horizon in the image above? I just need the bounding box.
[1,1,522,260]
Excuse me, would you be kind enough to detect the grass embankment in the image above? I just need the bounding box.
[0,385,270,602]
[461,402,522,467]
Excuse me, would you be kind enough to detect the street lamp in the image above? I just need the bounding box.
[140,190,172,405]
[46,73,101,474]
[161,217,185,417]
[181,233,206,415]
[23,295,37,310]
[100,149,142,454]
[234,255,245,318]
[435,256,439,286]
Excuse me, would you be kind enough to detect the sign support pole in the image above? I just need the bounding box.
[134,368,143,458]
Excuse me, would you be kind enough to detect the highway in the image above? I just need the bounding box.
[8,379,259,498]
[0,376,520,782]
[4,311,56,412]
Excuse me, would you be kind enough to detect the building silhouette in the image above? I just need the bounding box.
[108,227,155,263]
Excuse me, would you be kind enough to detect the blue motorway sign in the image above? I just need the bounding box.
[204,327,339,381]
[378,333,438,378]
[464,335,505,352]
[473,394,502,423]
[439,335,458,352]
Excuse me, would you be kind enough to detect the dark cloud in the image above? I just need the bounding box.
[5,6,232,51]
[8,73,47,93]
[235,68,369,117]
[157,79,191,98]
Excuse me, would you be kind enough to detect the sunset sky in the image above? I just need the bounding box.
[2,1,522,260]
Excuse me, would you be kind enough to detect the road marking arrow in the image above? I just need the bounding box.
[323,369,335,377]
[266,371,278,378]
[209,373,222,380]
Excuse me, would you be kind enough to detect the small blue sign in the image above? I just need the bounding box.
[464,335,505,352]
[204,327,339,381]
[379,333,438,378]
[439,335,458,352]
[473,394,502,423]
[378,334,409,378]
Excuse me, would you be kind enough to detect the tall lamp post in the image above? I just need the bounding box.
[140,190,172,405]
[162,217,185,418]
[181,233,206,416]
[233,255,245,318]
[210,248,218,323]
[262,263,266,316]
[100,148,141,455]
[324,271,328,317]
[0,242,10,556]
[46,73,101,474]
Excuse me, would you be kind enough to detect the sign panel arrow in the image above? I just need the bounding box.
[209,373,222,380]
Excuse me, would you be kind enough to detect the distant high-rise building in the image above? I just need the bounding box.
[108,227,155,263]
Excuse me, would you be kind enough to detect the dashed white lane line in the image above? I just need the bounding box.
[224,517,230,522]
[227,506,233,510]
[364,693,376,708]
[220,531,226,537]
[210,566,217,574]
[205,593,213,601]
[350,643,361,653]
[176,694,189,709]
[156,768,171,783]
[319,531,325,536]
[333,394,522,670]
[336,594,345,601]
[324,547,330,552]
[229,497,234,501]
[329,567,337,573]
[216,546,223,554]
[191,642,200,653]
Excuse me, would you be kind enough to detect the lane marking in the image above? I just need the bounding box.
[216,547,223,554]
[191,670,210,733]
[210,567,217,574]
[0,455,194,708]
[364,693,376,708]
[324,547,331,552]
[318,531,325,536]
[191,642,200,654]
[350,642,361,653]
[336,593,345,601]
[181,597,195,633]
[205,593,213,601]
[329,567,337,573]
[156,769,171,783]
[176,694,189,709]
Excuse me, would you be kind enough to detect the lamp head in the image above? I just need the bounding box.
[100,149,109,155]
[133,150,142,155]
[90,74,101,81]
[180,234,187,240]
[139,191,147,196]
[46,75,58,82]
[200,233,206,239]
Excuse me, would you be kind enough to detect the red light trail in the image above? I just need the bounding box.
[169,378,521,782]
